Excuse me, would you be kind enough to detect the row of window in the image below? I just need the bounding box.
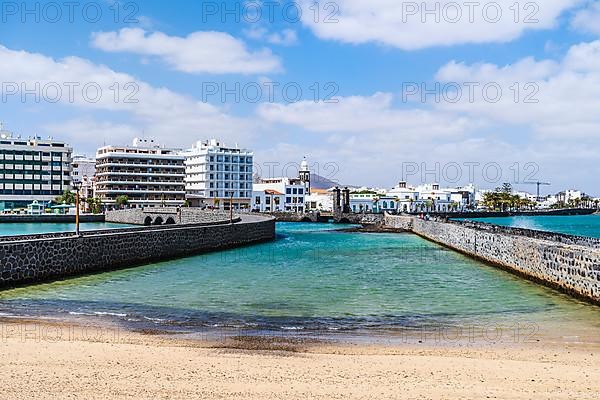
[285,187,304,195]
[0,150,67,156]
[0,189,65,195]
[207,155,252,163]
[208,191,250,198]
[206,164,252,172]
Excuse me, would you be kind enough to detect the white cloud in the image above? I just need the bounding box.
[91,28,282,74]
[571,1,600,35]
[0,44,254,147]
[434,40,600,138]
[258,92,473,137]
[244,27,298,46]
[298,0,580,49]
[267,29,298,46]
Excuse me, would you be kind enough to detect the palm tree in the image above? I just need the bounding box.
[115,195,129,209]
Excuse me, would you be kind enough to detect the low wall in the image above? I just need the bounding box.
[0,214,105,223]
[105,208,234,225]
[0,215,275,289]
[384,214,413,230]
[401,217,600,304]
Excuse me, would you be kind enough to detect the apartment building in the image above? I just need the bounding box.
[71,155,96,199]
[0,124,72,211]
[184,139,253,210]
[95,138,186,208]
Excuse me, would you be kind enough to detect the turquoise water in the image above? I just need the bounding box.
[0,222,132,236]
[464,215,600,238]
[1,222,599,337]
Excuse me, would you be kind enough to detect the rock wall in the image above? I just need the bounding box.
[383,214,413,230]
[0,215,275,288]
[0,214,105,223]
[403,217,600,304]
[105,208,235,226]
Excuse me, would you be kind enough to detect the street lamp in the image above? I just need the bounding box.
[73,181,81,236]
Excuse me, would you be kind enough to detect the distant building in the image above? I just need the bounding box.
[71,155,96,184]
[252,189,285,213]
[184,139,253,210]
[0,123,72,211]
[306,188,333,212]
[253,177,307,212]
[95,138,186,208]
[557,189,582,204]
[71,155,96,199]
[252,157,311,213]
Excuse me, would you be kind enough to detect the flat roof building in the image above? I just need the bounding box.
[0,123,72,211]
[95,138,186,208]
[184,139,253,210]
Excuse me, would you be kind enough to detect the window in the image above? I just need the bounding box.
[286,197,291,203]
[298,188,304,194]
[266,197,271,204]
[286,188,292,194]
[255,196,261,205]
[292,188,297,194]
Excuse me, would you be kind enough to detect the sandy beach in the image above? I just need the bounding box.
[1,318,599,400]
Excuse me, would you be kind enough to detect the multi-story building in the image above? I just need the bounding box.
[253,177,307,212]
[252,158,311,213]
[95,138,186,208]
[184,139,253,210]
[0,124,72,211]
[71,155,97,199]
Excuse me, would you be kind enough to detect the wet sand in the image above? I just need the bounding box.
[1,318,599,399]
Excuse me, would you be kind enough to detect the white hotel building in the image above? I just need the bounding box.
[95,138,186,208]
[184,139,253,210]
[0,124,72,211]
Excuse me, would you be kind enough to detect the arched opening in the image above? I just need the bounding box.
[301,217,312,222]
[339,218,351,224]
[153,216,164,225]
[165,217,176,225]
[144,216,152,226]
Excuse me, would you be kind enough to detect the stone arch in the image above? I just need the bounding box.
[300,217,312,222]
[144,216,153,226]
[338,218,351,224]
[153,216,164,225]
[165,217,176,225]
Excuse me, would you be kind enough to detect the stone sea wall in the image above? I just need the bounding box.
[0,215,275,289]
[399,217,600,304]
[0,214,105,223]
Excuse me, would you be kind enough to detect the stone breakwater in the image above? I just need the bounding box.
[385,215,600,304]
[0,214,275,289]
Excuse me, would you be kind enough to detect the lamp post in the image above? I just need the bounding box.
[74,182,81,236]
[229,193,234,224]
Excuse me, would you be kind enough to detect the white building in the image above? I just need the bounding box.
[305,188,334,212]
[557,189,582,204]
[252,157,311,213]
[95,138,186,208]
[0,124,72,211]
[184,139,253,210]
[252,189,285,213]
[71,155,96,199]
[253,177,308,212]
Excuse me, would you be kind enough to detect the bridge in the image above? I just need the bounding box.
[268,211,384,225]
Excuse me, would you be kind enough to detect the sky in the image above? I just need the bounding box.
[0,0,599,195]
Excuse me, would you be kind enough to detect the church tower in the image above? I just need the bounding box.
[299,157,311,195]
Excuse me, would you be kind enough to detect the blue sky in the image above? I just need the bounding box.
[1,0,599,195]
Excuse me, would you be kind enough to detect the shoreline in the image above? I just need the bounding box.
[1,317,599,399]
